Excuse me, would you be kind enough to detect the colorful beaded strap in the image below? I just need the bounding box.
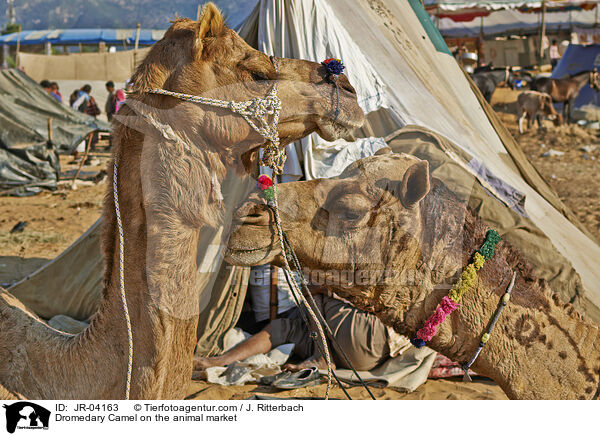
[410,229,501,348]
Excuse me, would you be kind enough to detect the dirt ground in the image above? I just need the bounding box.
[493,87,600,242]
[3,87,599,400]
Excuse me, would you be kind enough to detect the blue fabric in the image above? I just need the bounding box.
[0,28,162,46]
[551,44,600,112]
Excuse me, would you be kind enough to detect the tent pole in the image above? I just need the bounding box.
[539,0,547,67]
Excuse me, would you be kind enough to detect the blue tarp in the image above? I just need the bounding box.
[0,28,165,46]
[552,43,600,112]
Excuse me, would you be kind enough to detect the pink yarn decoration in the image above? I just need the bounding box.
[415,297,459,342]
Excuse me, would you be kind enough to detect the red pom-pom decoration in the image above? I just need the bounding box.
[257,174,273,191]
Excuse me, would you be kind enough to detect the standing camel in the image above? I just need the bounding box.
[0,4,364,400]
[532,70,600,123]
[226,152,600,400]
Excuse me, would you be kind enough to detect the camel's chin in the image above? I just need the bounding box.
[316,119,361,143]
[224,246,279,266]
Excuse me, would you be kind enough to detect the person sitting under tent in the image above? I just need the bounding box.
[105,80,126,121]
[193,283,408,373]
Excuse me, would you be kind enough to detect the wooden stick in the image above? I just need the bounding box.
[71,133,94,188]
[270,265,279,321]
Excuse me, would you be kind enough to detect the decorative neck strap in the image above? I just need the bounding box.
[410,229,501,348]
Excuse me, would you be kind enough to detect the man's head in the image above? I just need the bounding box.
[106,80,115,92]
[40,80,51,92]
[81,84,92,93]
[50,82,59,93]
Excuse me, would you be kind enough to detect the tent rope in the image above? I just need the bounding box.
[113,160,133,400]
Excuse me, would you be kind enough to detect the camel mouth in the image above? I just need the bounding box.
[316,118,362,142]
[224,245,279,266]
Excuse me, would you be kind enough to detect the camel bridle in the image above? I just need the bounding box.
[147,56,286,173]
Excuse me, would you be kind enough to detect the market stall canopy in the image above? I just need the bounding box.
[426,0,600,36]
[425,1,599,21]
[0,28,166,46]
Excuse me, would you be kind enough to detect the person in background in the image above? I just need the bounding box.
[105,80,126,121]
[70,84,100,117]
[40,79,52,94]
[550,40,561,70]
[49,82,62,103]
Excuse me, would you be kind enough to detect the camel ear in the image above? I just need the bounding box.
[374,147,392,156]
[399,161,430,209]
[197,3,225,41]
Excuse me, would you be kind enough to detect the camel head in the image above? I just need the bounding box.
[226,150,433,299]
[124,3,364,162]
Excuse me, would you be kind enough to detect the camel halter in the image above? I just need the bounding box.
[148,56,286,173]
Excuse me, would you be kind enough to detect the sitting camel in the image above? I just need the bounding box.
[226,151,600,400]
[0,4,363,400]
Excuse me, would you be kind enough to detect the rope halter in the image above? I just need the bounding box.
[147,56,286,174]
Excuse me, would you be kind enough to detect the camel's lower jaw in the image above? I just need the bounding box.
[316,116,363,142]
[224,246,279,266]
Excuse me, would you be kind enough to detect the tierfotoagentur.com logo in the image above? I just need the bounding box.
[3,402,50,433]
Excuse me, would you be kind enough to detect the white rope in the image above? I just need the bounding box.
[113,160,133,400]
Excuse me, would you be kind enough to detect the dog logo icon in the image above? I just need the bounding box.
[3,402,50,433]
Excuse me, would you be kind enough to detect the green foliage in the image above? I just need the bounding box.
[2,23,22,35]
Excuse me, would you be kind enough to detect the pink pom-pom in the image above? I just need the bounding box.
[439,296,459,314]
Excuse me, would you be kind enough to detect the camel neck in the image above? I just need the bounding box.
[79,145,204,399]
[412,191,600,399]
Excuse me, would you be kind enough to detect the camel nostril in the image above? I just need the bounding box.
[235,203,271,225]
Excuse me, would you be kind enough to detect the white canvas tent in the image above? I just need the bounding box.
[7,0,600,361]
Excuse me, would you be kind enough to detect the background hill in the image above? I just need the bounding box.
[3,0,258,30]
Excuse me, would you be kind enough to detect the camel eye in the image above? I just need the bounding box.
[251,71,269,81]
[339,210,365,221]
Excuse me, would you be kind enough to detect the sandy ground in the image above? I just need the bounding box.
[493,87,600,242]
[4,87,600,400]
